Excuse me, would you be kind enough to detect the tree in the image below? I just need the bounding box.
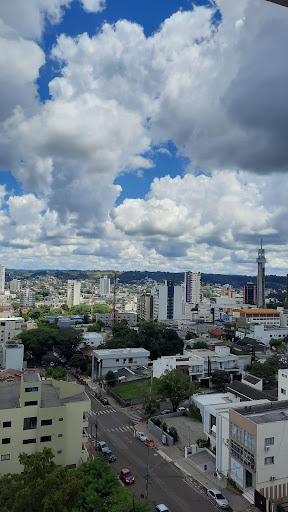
[157,369,195,411]
[185,331,197,340]
[191,341,209,349]
[12,302,20,310]
[45,367,67,380]
[105,370,117,387]
[211,370,231,390]
[54,327,83,361]
[0,448,81,512]
[137,321,184,360]
[87,322,101,332]
[269,338,283,350]
[83,313,90,324]
[17,326,58,363]
[249,362,277,389]
[69,352,87,372]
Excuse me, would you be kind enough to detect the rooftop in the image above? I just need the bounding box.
[93,347,150,357]
[23,373,41,383]
[233,309,280,315]
[227,381,277,402]
[235,401,288,424]
[243,374,261,385]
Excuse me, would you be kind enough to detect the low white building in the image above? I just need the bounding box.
[242,324,288,346]
[0,317,27,343]
[92,347,150,378]
[81,332,103,349]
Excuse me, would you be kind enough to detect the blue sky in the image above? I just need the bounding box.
[0,0,288,273]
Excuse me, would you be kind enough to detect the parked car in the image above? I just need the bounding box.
[207,489,228,509]
[136,431,148,442]
[95,392,102,399]
[156,505,171,512]
[104,450,116,462]
[120,468,134,485]
[177,406,186,412]
[161,409,172,415]
[98,441,109,452]
[100,397,109,405]
[145,438,156,448]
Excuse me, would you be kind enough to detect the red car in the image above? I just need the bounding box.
[120,468,135,485]
[145,438,156,448]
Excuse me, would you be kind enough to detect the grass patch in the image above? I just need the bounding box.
[114,380,151,399]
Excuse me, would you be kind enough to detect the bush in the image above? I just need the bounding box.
[168,426,178,442]
[151,418,162,428]
[189,403,202,422]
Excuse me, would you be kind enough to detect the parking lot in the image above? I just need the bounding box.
[159,414,205,452]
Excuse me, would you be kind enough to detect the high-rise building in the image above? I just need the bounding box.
[256,240,266,308]
[137,293,154,321]
[154,280,182,320]
[287,273,288,302]
[243,282,257,305]
[99,275,110,296]
[184,271,201,304]
[0,264,5,293]
[20,288,36,309]
[10,279,21,293]
[67,280,81,307]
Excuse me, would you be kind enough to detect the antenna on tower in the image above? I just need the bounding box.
[261,238,263,250]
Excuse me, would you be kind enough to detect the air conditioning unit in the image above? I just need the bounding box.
[270,476,276,481]
[264,446,270,451]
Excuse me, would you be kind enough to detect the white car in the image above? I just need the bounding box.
[136,431,148,442]
[207,489,229,509]
[156,505,171,512]
[177,407,186,412]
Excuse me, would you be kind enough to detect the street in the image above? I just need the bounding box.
[85,387,217,512]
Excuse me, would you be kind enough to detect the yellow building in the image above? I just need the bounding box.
[0,373,90,475]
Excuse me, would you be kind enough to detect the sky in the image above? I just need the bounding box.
[0,0,288,275]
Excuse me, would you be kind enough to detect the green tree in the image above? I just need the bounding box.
[185,331,197,340]
[211,370,231,390]
[137,321,183,360]
[12,302,20,310]
[83,313,90,324]
[157,369,195,411]
[17,326,58,363]
[92,304,111,314]
[269,338,283,350]
[0,448,81,512]
[69,352,87,372]
[191,341,209,349]
[54,327,83,361]
[87,322,101,332]
[249,362,277,389]
[105,370,117,387]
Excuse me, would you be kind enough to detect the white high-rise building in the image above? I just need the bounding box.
[99,276,110,296]
[154,280,182,321]
[184,271,201,304]
[67,280,81,307]
[0,265,5,293]
[10,279,21,293]
[20,288,36,308]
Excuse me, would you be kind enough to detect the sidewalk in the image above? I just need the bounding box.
[135,421,256,512]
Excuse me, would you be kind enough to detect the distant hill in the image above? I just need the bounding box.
[5,269,286,290]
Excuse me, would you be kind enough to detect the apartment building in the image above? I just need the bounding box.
[92,347,150,378]
[154,280,182,321]
[233,309,281,326]
[137,293,154,321]
[0,317,26,343]
[20,288,36,309]
[67,280,81,307]
[0,373,90,475]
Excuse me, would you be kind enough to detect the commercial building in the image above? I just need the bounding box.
[0,341,24,372]
[154,280,182,321]
[99,275,110,296]
[0,373,90,475]
[67,280,81,307]
[256,240,266,308]
[20,288,36,309]
[137,293,154,321]
[0,265,5,293]
[233,309,281,326]
[244,282,257,305]
[0,317,26,343]
[92,347,150,378]
[95,312,137,327]
[184,271,201,304]
[242,324,288,346]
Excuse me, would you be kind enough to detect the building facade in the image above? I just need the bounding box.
[184,271,201,304]
[233,309,281,326]
[20,288,36,309]
[137,293,154,321]
[244,282,257,305]
[67,280,81,307]
[0,265,5,293]
[99,276,110,296]
[10,279,21,293]
[256,240,266,308]
[0,373,90,475]
[92,348,150,378]
[154,280,182,321]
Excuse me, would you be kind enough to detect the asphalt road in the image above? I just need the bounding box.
[85,387,218,512]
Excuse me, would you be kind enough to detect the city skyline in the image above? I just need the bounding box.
[0,0,288,274]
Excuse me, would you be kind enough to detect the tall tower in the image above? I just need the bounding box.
[0,264,5,293]
[184,271,201,304]
[256,240,266,308]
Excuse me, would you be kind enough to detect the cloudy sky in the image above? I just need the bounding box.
[0,0,287,274]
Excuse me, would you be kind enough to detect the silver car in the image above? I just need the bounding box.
[207,489,228,508]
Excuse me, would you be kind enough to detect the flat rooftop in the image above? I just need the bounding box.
[23,373,41,383]
[93,348,150,357]
[235,401,288,424]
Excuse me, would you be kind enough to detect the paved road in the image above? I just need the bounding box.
[85,387,217,512]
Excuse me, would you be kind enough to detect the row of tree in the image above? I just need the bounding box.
[0,449,149,512]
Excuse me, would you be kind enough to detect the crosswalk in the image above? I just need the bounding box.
[86,408,116,416]
[124,409,143,424]
[87,423,135,435]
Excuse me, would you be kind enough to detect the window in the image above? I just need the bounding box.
[244,431,255,452]
[23,439,37,444]
[282,374,287,379]
[115,359,119,362]
[2,438,10,445]
[281,388,287,395]
[265,437,274,446]
[58,434,63,438]
[1,454,10,461]
[24,401,38,406]
[231,422,243,444]
[3,422,11,428]
[41,419,52,426]
[265,456,274,465]
[40,436,51,442]
[128,358,133,363]
[123,359,126,364]
[57,450,62,454]
[59,418,63,422]
[25,387,38,393]
[23,417,37,430]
